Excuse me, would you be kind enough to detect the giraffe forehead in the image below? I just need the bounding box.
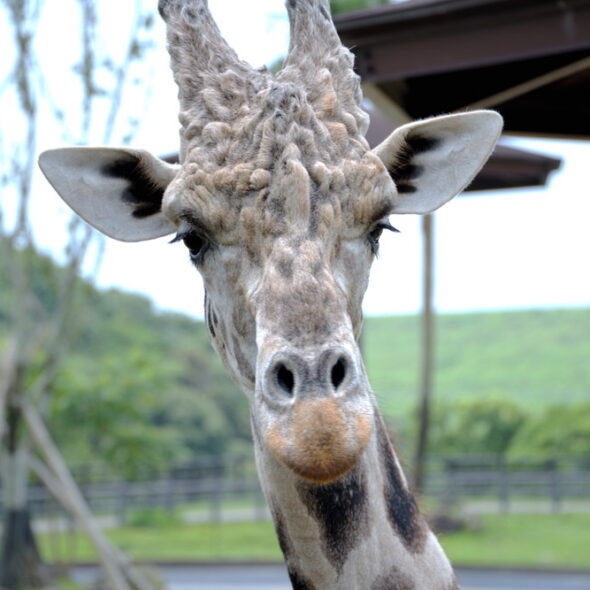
[178,73,368,162]
[163,153,393,244]
[162,75,393,238]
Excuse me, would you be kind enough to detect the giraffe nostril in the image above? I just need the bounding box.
[276,363,295,396]
[330,356,347,390]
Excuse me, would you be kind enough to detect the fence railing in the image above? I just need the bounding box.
[422,455,590,513]
[2,454,589,525]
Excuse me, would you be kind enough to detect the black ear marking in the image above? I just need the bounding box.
[102,156,165,219]
[388,134,441,195]
[406,134,440,155]
[396,183,417,194]
[400,163,424,180]
[131,203,163,219]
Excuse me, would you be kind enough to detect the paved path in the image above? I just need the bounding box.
[71,564,590,589]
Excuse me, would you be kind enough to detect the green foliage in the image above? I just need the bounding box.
[510,403,590,458]
[330,0,390,15]
[0,241,68,328]
[393,395,590,458]
[51,349,190,477]
[429,396,528,455]
[0,242,251,474]
[51,309,252,470]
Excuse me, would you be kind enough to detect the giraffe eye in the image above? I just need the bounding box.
[171,229,209,264]
[182,232,207,261]
[367,221,400,255]
[368,226,384,255]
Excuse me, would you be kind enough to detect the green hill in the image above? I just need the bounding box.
[0,242,249,474]
[2,241,588,465]
[363,309,590,417]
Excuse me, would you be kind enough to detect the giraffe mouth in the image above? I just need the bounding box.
[264,398,373,484]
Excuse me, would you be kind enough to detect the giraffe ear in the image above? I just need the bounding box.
[372,110,503,214]
[38,147,178,242]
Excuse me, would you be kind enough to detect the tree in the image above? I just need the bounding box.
[510,402,590,459]
[51,348,188,478]
[428,395,529,455]
[330,0,391,14]
[0,1,157,588]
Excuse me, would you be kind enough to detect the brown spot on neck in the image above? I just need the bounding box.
[371,565,415,590]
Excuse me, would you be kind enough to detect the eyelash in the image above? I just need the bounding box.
[172,222,397,261]
[368,221,399,255]
[171,229,210,264]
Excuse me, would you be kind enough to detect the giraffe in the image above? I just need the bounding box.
[38,1,502,588]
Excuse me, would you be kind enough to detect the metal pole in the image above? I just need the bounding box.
[414,214,434,493]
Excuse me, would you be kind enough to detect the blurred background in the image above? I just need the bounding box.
[0,0,589,589]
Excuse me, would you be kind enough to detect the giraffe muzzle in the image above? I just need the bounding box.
[259,348,374,483]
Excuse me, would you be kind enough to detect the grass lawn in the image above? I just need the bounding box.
[439,513,590,569]
[39,514,590,569]
[39,520,282,563]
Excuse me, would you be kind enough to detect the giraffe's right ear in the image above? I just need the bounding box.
[372,110,503,215]
[38,147,178,242]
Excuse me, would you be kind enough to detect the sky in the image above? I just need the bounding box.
[2,0,589,320]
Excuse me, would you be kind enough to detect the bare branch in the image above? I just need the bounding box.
[76,0,98,142]
[0,0,159,585]
[24,401,158,590]
[103,0,143,143]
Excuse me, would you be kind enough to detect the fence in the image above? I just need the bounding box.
[2,454,589,525]
[423,454,590,514]
[26,455,268,526]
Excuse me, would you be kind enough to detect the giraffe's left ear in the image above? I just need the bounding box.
[38,147,178,241]
[372,110,503,214]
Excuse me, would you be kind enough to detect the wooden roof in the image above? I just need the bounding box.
[364,102,562,191]
[335,0,590,139]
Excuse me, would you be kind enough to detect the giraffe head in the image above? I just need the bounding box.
[39,0,501,484]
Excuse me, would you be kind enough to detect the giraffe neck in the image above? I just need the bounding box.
[253,411,458,590]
